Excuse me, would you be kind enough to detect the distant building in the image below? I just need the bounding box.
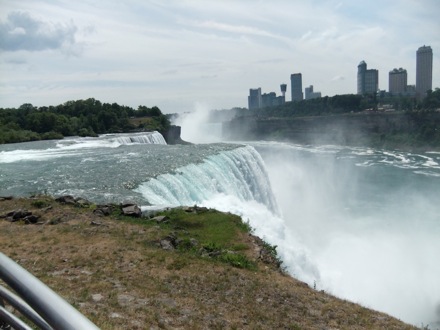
[291,73,303,101]
[406,85,416,97]
[262,92,276,107]
[262,92,284,107]
[280,84,287,103]
[357,61,379,95]
[416,45,433,99]
[389,68,407,95]
[248,88,262,110]
[305,85,322,100]
[249,87,284,109]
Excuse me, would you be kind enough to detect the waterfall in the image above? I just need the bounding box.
[135,145,278,213]
[113,131,167,145]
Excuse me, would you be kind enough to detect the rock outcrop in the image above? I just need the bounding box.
[160,125,191,145]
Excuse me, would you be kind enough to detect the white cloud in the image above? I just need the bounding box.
[0,11,79,52]
[0,0,439,112]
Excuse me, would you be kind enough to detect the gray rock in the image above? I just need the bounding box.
[23,215,40,224]
[160,238,175,250]
[151,215,169,223]
[117,294,135,306]
[92,294,103,302]
[12,209,32,220]
[93,205,113,216]
[55,195,76,205]
[121,204,141,217]
[75,197,90,208]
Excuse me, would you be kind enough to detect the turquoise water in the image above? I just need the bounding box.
[1,133,439,327]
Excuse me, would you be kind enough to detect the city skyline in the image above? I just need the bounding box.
[1,1,439,113]
[251,45,433,105]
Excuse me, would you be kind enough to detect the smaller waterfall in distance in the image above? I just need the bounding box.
[111,131,167,145]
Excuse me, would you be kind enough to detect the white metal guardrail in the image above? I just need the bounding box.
[0,252,100,329]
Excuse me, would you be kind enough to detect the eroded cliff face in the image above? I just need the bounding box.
[161,125,191,144]
[223,112,440,149]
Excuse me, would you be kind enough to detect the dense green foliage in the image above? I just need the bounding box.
[0,98,171,144]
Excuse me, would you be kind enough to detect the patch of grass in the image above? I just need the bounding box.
[260,240,284,269]
[167,259,188,270]
[31,199,51,208]
[156,208,249,248]
[219,253,256,270]
[230,243,249,251]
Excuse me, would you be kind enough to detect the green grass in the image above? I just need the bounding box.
[118,208,257,270]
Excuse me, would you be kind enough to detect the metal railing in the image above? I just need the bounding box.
[0,252,100,330]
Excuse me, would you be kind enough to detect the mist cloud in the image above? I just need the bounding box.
[0,11,78,52]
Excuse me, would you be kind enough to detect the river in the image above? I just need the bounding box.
[0,130,439,327]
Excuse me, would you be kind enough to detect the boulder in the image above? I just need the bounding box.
[160,233,177,250]
[151,215,169,223]
[55,195,91,207]
[12,209,32,220]
[75,197,90,208]
[93,205,113,216]
[160,238,175,250]
[1,209,40,224]
[55,195,76,205]
[121,205,142,218]
[23,215,40,224]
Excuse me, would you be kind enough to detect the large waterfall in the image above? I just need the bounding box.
[135,146,278,213]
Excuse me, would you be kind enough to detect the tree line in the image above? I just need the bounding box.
[0,98,170,144]
[231,89,440,149]
[236,89,440,118]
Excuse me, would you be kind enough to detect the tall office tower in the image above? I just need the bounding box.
[291,73,303,101]
[416,45,433,99]
[357,61,378,95]
[389,68,407,94]
[248,88,262,110]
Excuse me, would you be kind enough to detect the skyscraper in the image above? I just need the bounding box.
[416,45,433,99]
[305,85,321,100]
[389,68,407,94]
[291,73,303,101]
[357,61,378,95]
[248,88,262,110]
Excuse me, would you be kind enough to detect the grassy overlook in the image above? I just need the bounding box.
[0,196,417,329]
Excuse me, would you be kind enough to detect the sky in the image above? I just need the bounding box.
[0,0,439,114]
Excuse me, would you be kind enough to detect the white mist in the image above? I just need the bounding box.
[255,142,440,328]
[172,102,223,144]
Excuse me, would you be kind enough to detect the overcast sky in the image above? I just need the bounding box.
[1,0,439,113]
